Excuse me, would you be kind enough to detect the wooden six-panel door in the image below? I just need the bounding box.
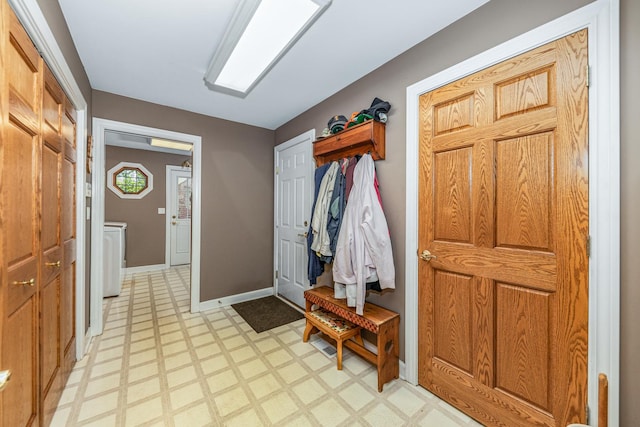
[1,2,77,425]
[1,5,42,425]
[418,31,589,426]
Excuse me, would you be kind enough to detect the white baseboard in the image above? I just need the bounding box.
[399,360,406,381]
[124,264,168,275]
[199,287,273,312]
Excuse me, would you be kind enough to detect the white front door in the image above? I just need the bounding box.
[274,130,315,308]
[168,166,192,266]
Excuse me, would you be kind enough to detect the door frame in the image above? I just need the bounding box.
[273,129,315,300]
[405,0,619,424]
[91,119,203,336]
[9,0,90,361]
[165,165,192,267]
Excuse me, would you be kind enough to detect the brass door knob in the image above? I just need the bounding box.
[297,232,308,238]
[419,250,437,262]
[0,370,11,392]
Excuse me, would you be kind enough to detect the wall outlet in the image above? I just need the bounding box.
[158,207,165,214]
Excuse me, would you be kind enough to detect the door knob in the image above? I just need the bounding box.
[419,250,437,262]
[0,370,11,392]
[172,221,177,225]
[297,232,308,238]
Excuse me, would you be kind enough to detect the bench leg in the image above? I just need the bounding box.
[337,339,343,370]
[353,331,364,347]
[303,320,317,342]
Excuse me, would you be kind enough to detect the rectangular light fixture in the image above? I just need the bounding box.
[150,138,193,152]
[204,0,331,98]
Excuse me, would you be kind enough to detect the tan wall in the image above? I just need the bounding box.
[105,146,191,267]
[93,91,275,301]
[620,0,639,424]
[276,0,594,362]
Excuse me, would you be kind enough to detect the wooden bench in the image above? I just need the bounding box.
[304,308,363,370]
[303,286,400,392]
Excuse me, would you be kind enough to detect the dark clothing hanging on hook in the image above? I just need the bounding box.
[307,163,331,284]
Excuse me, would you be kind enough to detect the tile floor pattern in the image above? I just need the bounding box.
[51,266,482,427]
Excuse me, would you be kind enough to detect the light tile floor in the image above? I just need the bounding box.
[51,266,482,426]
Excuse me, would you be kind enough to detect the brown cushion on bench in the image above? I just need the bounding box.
[307,308,359,333]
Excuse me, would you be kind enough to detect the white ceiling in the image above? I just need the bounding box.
[59,0,488,130]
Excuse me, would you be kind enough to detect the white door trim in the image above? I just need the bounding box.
[9,0,89,361]
[166,165,192,267]
[92,119,203,336]
[273,129,315,298]
[404,0,619,424]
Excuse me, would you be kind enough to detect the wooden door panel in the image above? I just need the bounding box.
[62,158,75,241]
[418,30,589,427]
[434,148,472,243]
[62,105,76,162]
[495,283,551,410]
[40,277,62,427]
[3,298,38,427]
[495,65,556,120]
[434,92,477,135]
[7,44,39,113]
[40,277,60,394]
[62,241,76,356]
[433,270,473,373]
[4,123,38,265]
[496,133,553,251]
[41,143,60,251]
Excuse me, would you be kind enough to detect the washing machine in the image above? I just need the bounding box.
[104,222,127,297]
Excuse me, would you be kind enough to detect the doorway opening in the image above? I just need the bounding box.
[91,118,203,336]
[166,165,192,267]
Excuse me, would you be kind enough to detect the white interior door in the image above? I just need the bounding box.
[274,130,314,308]
[168,167,192,266]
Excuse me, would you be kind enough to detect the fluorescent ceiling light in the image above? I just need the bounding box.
[204,0,331,97]
[150,138,193,151]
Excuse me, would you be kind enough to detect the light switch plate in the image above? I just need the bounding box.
[158,207,166,214]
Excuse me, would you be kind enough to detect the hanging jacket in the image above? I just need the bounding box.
[332,154,395,315]
[320,158,347,263]
[307,163,331,284]
[311,161,340,257]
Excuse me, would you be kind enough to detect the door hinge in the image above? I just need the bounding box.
[275,270,278,279]
[276,167,280,175]
[586,65,591,87]
[587,235,591,257]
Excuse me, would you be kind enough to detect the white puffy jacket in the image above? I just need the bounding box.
[332,154,395,315]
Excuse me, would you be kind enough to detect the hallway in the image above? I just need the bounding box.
[51,266,480,426]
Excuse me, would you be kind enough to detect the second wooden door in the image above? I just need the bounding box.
[418,30,589,427]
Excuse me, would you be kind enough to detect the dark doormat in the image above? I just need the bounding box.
[231,296,304,333]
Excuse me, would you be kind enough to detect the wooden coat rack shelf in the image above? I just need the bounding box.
[313,120,385,166]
